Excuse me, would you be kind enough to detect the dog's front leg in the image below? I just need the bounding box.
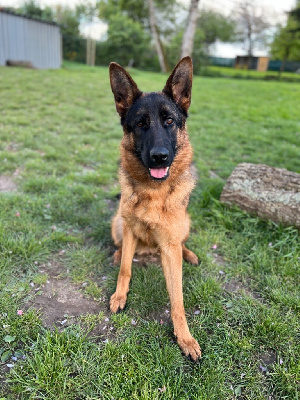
[110,222,137,313]
[161,243,201,361]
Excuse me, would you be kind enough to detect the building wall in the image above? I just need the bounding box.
[257,57,269,72]
[0,11,61,69]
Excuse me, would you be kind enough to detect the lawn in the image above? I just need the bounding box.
[204,65,300,82]
[0,61,299,400]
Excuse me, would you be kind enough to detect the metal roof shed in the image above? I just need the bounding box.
[0,9,61,69]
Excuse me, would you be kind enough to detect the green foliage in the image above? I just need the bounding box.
[18,1,96,38]
[105,13,155,69]
[290,3,300,24]
[167,29,206,74]
[271,6,300,61]
[18,0,54,21]
[198,9,236,45]
[75,3,98,24]
[62,34,87,63]
[99,0,148,25]
[55,5,80,37]
[98,0,179,71]
[98,0,178,30]
[166,30,184,68]
[166,9,236,74]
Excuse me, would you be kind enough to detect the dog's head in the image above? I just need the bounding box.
[109,57,193,182]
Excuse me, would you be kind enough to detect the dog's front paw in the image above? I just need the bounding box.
[177,335,201,361]
[110,292,127,313]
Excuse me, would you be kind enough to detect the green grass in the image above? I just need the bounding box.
[0,62,299,399]
[203,65,300,82]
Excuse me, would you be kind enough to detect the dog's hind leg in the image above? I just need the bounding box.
[182,244,199,265]
[112,211,123,246]
[110,222,137,313]
[181,214,198,265]
[111,211,123,265]
[113,247,122,265]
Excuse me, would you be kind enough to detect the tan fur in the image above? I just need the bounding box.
[109,57,201,361]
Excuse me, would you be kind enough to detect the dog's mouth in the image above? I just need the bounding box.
[149,167,169,180]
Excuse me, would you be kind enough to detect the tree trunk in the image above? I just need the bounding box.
[181,0,200,58]
[220,163,300,229]
[278,47,289,78]
[147,0,168,73]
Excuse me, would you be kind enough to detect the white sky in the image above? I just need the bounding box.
[1,0,297,57]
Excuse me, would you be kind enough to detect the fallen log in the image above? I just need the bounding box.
[6,60,34,68]
[220,163,300,229]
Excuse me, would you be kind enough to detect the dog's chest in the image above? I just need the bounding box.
[121,185,188,241]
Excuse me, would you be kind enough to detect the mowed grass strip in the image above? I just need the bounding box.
[0,62,299,399]
[204,65,300,82]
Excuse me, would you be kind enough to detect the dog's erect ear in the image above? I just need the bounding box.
[109,62,142,118]
[163,56,193,114]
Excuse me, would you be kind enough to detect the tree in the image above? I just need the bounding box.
[234,0,270,57]
[271,21,300,61]
[19,0,54,21]
[270,3,300,74]
[54,5,81,37]
[18,1,96,37]
[76,3,98,24]
[147,0,168,72]
[181,0,200,58]
[98,0,148,25]
[98,0,178,33]
[290,1,300,29]
[98,0,178,71]
[105,13,152,68]
[198,10,235,46]
[167,9,236,74]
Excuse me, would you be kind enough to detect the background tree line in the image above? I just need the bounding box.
[11,0,300,73]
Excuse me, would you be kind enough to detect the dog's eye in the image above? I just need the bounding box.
[137,122,143,127]
[166,118,173,125]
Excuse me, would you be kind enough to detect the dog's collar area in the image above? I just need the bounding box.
[149,166,169,180]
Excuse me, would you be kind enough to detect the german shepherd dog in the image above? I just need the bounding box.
[109,57,201,361]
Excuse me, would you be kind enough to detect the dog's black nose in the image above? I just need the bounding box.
[150,147,169,165]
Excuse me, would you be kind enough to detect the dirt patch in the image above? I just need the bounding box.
[28,263,106,330]
[259,350,277,366]
[0,175,17,192]
[211,252,226,266]
[5,142,19,152]
[30,278,101,328]
[258,349,277,374]
[222,278,262,300]
[149,309,172,327]
[27,260,170,341]
[81,164,95,173]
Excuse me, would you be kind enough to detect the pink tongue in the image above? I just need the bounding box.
[150,167,168,179]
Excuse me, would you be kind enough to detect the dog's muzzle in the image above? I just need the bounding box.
[148,147,170,180]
